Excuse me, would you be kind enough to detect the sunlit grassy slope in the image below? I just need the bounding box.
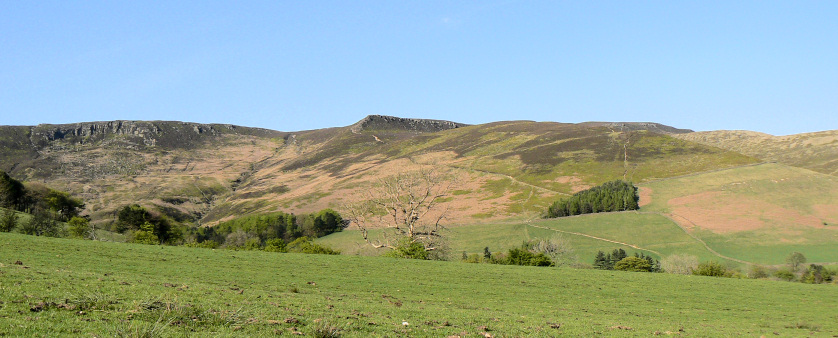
[3,233,837,336]
[321,212,725,264]
[675,129,838,176]
[639,163,838,265]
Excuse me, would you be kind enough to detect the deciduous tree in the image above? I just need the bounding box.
[344,169,452,256]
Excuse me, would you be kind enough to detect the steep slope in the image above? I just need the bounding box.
[214,118,756,225]
[0,116,756,227]
[0,121,286,227]
[674,130,838,176]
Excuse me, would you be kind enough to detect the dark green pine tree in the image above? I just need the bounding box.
[593,250,608,269]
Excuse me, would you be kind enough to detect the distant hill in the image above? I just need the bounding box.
[0,116,759,227]
[674,130,838,176]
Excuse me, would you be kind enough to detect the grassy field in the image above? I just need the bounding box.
[639,163,838,265]
[322,212,732,265]
[3,232,838,337]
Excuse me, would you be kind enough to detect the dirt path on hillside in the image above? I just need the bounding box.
[450,165,570,196]
[641,211,752,265]
[526,223,662,256]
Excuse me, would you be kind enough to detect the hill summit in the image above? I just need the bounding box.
[349,115,468,133]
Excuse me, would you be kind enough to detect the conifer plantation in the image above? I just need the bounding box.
[546,180,639,218]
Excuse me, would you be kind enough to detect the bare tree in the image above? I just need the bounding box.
[344,169,452,253]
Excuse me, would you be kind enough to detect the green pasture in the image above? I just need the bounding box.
[3,232,837,336]
[639,163,838,264]
[322,212,727,265]
[640,163,838,215]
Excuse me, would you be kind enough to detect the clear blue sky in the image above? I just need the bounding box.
[2,1,836,135]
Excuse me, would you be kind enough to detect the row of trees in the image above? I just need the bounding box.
[1,171,88,238]
[186,208,345,250]
[1,171,85,221]
[112,203,346,252]
[546,180,639,218]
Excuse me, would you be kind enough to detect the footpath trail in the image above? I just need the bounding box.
[449,165,570,196]
[526,222,663,257]
[529,211,756,266]
[652,212,753,265]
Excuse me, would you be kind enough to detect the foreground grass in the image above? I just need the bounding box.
[3,233,838,336]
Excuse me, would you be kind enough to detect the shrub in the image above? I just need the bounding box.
[68,216,91,239]
[692,261,734,278]
[614,257,652,272]
[774,269,797,282]
[20,211,63,237]
[661,254,699,275]
[462,253,482,263]
[264,238,287,252]
[244,238,262,251]
[505,247,553,267]
[0,207,18,232]
[801,264,833,284]
[287,237,339,255]
[223,230,259,249]
[528,236,576,266]
[748,265,771,279]
[131,222,160,244]
[384,237,429,260]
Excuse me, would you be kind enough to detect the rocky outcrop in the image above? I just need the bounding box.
[350,115,468,133]
[23,121,285,149]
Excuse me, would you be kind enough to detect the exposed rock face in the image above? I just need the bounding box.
[350,115,468,133]
[23,121,284,149]
[579,122,694,134]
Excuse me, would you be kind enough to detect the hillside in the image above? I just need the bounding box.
[639,163,838,264]
[2,232,836,336]
[674,130,838,176]
[0,117,756,227]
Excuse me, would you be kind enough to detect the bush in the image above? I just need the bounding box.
[505,247,553,267]
[462,253,482,263]
[384,237,429,260]
[287,237,340,255]
[131,222,160,245]
[0,208,18,232]
[68,216,91,239]
[801,264,833,284]
[661,254,699,275]
[244,238,262,251]
[223,230,259,249]
[774,269,797,282]
[528,236,576,266]
[20,211,63,237]
[748,265,771,279]
[614,257,652,272]
[264,238,287,253]
[692,261,734,278]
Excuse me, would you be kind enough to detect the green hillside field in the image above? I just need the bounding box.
[322,212,740,265]
[2,232,837,336]
[639,163,838,265]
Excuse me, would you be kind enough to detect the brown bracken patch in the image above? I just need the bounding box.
[668,191,831,233]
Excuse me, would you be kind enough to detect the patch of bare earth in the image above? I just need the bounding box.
[668,191,829,233]
[552,176,590,193]
[638,187,652,207]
